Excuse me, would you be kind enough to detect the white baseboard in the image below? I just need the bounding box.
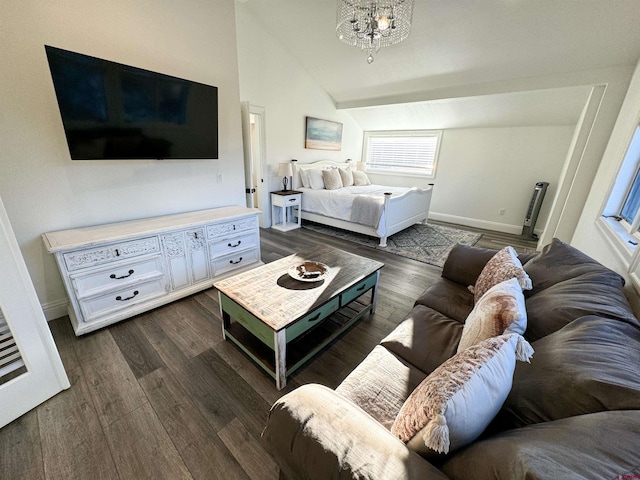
[42,299,69,322]
[429,212,526,236]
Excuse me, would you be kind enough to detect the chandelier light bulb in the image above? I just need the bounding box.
[377,16,390,31]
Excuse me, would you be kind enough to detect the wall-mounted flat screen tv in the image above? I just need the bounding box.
[45,46,218,160]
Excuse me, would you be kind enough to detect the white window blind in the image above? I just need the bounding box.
[0,317,24,381]
[364,130,442,177]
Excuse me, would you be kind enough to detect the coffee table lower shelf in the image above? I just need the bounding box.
[223,298,371,388]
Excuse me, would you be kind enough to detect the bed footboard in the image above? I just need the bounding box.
[379,184,433,246]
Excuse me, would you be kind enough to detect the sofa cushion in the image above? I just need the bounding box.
[414,279,474,323]
[442,410,640,480]
[381,304,464,375]
[471,246,532,302]
[490,315,640,432]
[522,240,638,341]
[337,345,428,430]
[524,272,638,342]
[391,334,534,456]
[524,237,626,295]
[458,278,527,353]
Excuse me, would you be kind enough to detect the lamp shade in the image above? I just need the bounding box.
[277,163,293,177]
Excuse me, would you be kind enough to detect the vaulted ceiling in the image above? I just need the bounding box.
[237,0,640,128]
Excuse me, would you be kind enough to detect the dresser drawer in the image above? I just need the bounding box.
[207,216,257,239]
[63,237,160,272]
[211,248,260,276]
[78,278,168,323]
[71,256,164,298]
[209,232,259,259]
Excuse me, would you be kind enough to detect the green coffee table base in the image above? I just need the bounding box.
[219,270,379,390]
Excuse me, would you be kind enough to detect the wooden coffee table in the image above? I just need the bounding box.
[214,245,384,389]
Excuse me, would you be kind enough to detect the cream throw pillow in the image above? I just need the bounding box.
[470,246,532,303]
[322,168,343,190]
[352,170,371,186]
[457,278,527,353]
[391,333,534,456]
[299,169,311,189]
[339,167,354,187]
[308,169,325,189]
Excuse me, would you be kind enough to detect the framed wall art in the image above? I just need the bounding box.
[305,117,343,151]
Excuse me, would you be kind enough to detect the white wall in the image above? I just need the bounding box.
[235,3,363,226]
[0,0,245,318]
[572,58,640,311]
[366,126,574,234]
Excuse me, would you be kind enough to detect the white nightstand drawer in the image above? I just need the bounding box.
[272,193,301,208]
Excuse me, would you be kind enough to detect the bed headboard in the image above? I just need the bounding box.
[292,160,354,189]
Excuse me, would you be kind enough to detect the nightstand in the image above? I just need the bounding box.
[271,190,302,232]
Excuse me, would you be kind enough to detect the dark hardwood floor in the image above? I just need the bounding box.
[0,223,536,480]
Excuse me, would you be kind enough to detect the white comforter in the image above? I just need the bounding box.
[299,185,417,229]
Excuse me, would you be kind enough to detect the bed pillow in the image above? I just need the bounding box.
[339,167,354,187]
[470,246,532,303]
[391,333,533,456]
[322,168,343,190]
[299,169,311,189]
[353,170,371,186]
[308,169,325,189]
[457,278,527,353]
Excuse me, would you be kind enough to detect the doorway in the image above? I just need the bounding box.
[241,102,268,227]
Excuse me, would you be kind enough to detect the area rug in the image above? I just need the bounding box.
[302,222,482,268]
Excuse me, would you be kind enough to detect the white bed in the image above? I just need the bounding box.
[292,160,433,247]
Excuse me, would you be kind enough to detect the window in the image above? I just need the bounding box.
[363,130,442,178]
[601,125,640,257]
[621,167,640,224]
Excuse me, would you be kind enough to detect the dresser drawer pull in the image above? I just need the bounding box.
[308,312,321,322]
[229,257,243,265]
[110,269,134,280]
[228,240,242,248]
[288,198,297,202]
[357,284,366,292]
[116,290,139,301]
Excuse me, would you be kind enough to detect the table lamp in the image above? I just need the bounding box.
[278,163,293,191]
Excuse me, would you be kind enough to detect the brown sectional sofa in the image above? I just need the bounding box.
[262,239,640,479]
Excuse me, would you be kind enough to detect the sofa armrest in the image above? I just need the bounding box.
[262,384,449,480]
[442,244,537,286]
[441,244,499,286]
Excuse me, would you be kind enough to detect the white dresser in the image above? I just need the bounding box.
[43,206,262,335]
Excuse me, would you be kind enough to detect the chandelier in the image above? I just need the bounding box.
[336,0,415,64]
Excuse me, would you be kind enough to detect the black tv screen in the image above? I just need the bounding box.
[45,46,218,160]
